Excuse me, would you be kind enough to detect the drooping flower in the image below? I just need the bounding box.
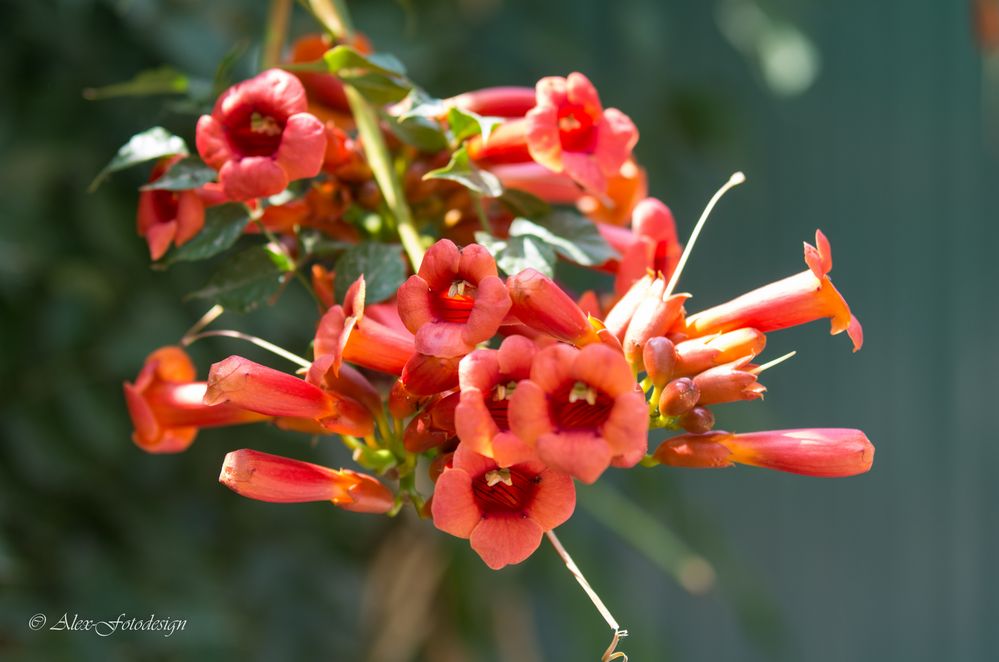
[196,69,326,201]
[431,443,575,570]
[123,347,268,453]
[508,343,648,483]
[455,335,538,467]
[685,230,864,351]
[205,355,374,436]
[653,428,875,478]
[311,276,416,379]
[136,157,206,260]
[220,449,394,513]
[397,239,511,358]
[506,268,600,347]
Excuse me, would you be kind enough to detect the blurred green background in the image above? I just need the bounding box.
[2,0,997,660]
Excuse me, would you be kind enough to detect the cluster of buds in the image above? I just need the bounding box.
[120,26,874,574]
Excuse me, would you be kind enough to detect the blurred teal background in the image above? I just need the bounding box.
[2,0,997,660]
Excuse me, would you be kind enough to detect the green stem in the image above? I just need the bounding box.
[262,0,293,69]
[472,192,493,235]
[346,86,425,270]
[308,0,352,40]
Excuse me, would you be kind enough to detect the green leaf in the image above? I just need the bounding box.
[387,114,449,152]
[333,242,407,305]
[396,89,447,121]
[164,203,250,264]
[499,188,552,220]
[83,67,189,101]
[187,246,288,313]
[475,232,556,278]
[139,157,217,191]
[342,73,412,105]
[323,45,407,78]
[509,212,618,266]
[89,127,189,192]
[446,107,503,144]
[299,229,353,259]
[423,146,503,198]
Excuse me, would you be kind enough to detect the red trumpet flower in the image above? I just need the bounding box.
[455,335,539,467]
[196,69,326,201]
[508,343,648,483]
[654,428,875,478]
[397,239,511,358]
[123,347,268,454]
[432,444,575,569]
[220,449,394,513]
[506,268,600,347]
[685,230,863,351]
[205,355,374,436]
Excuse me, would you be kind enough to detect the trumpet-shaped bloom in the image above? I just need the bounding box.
[136,157,206,261]
[508,343,647,483]
[397,239,511,357]
[123,347,268,453]
[685,230,863,351]
[220,449,394,513]
[196,69,326,201]
[653,428,875,478]
[455,335,538,467]
[525,73,638,194]
[599,198,682,296]
[205,355,373,436]
[401,352,462,396]
[432,444,575,569]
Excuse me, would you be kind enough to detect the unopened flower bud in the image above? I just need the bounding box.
[693,357,765,405]
[679,406,715,434]
[389,379,422,419]
[659,377,700,416]
[643,337,677,387]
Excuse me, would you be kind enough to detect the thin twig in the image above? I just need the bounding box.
[261,0,293,70]
[181,304,224,344]
[545,530,629,661]
[182,329,312,369]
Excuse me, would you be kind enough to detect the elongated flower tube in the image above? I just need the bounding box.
[401,353,461,396]
[397,239,512,358]
[621,278,689,366]
[653,428,875,478]
[136,157,205,261]
[196,69,326,200]
[205,356,373,436]
[220,449,394,513]
[455,335,538,467]
[448,86,538,118]
[488,163,584,205]
[602,198,682,296]
[673,328,767,377]
[432,444,575,570]
[311,276,416,379]
[602,273,654,341]
[507,268,600,347]
[576,158,647,226]
[124,347,268,453]
[685,230,864,351]
[508,343,648,483]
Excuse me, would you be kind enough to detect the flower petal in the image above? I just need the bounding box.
[525,468,575,530]
[219,157,288,201]
[431,468,481,538]
[275,112,326,181]
[469,514,544,570]
[536,430,613,484]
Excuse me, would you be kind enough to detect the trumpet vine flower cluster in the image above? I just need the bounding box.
[108,4,873,646]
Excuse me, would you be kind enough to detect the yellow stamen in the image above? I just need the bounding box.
[569,381,597,406]
[485,468,513,487]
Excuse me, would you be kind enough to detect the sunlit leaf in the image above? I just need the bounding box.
[446,107,502,144]
[83,67,189,101]
[509,212,617,266]
[423,146,503,197]
[475,232,556,278]
[89,127,189,192]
